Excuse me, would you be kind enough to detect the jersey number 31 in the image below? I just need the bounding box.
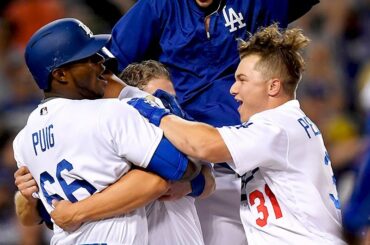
[249,184,283,227]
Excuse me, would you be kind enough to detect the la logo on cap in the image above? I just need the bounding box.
[78,22,92,37]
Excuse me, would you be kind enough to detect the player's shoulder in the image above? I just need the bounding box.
[95,98,147,125]
[13,128,27,161]
[13,128,25,146]
[252,100,301,122]
[92,98,133,114]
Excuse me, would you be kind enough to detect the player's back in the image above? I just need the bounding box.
[13,98,155,245]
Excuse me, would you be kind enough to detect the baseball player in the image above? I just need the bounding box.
[108,1,320,244]
[14,56,209,244]
[13,18,198,245]
[119,60,176,95]
[128,24,347,244]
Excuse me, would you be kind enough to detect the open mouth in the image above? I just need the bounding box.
[235,100,243,112]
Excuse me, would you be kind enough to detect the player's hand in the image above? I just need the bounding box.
[153,89,192,120]
[159,181,192,201]
[14,166,39,203]
[50,199,82,232]
[127,97,171,126]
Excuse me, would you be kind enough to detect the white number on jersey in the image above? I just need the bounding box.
[324,151,341,209]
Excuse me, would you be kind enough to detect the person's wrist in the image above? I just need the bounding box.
[152,109,170,126]
[184,181,192,195]
[70,202,84,224]
[20,192,38,206]
[188,172,206,197]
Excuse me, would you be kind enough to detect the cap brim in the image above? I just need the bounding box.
[60,34,111,66]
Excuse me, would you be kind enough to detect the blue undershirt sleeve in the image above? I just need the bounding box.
[147,136,188,181]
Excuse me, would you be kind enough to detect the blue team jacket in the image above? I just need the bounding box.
[342,155,370,234]
[109,0,319,127]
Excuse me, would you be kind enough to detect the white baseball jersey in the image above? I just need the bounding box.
[119,86,204,245]
[217,100,346,245]
[195,166,247,245]
[13,97,163,245]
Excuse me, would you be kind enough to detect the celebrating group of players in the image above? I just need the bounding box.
[11,0,369,244]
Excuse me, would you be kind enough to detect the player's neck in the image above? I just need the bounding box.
[268,95,294,109]
[43,91,81,100]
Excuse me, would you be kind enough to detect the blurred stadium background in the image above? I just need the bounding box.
[0,0,369,244]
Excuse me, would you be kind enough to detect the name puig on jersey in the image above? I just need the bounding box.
[223,6,246,32]
[32,124,55,156]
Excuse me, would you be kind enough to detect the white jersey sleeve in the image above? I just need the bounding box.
[97,99,163,168]
[217,119,288,176]
[119,85,165,106]
[118,85,148,99]
[13,129,26,168]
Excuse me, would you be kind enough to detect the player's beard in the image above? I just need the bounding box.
[76,83,105,99]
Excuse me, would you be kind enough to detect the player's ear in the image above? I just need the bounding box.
[51,68,68,85]
[267,78,281,97]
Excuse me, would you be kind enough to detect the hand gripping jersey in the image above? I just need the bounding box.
[119,86,204,245]
[217,100,346,245]
[13,97,163,245]
[109,0,319,127]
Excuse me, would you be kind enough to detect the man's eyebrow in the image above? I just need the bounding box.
[235,74,247,80]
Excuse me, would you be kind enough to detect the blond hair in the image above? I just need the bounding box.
[119,60,170,90]
[239,24,310,94]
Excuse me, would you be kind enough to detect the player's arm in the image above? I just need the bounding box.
[127,98,231,163]
[108,0,164,71]
[102,70,127,98]
[14,191,42,226]
[159,163,215,201]
[14,167,53,229]
[50,169,168,231]
[160,116,231,163]
[104,100,200,182]
[128,98,232,164]
[150,90,215,199]
[197,164,216,199]
[145,135,201,182]
[14,166,42,226]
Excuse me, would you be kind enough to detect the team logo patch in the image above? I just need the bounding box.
[40,107,48,115]
[223,6,246,32]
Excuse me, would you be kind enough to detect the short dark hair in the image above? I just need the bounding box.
[119,60,170,90]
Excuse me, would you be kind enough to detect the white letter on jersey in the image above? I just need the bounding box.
[223,7,246,32]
